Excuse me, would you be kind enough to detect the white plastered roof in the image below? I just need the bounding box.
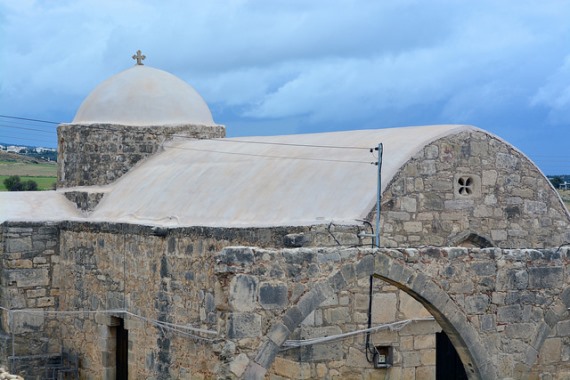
[72,65,215,126]
[88,125,475,227]
[0,191,82,223]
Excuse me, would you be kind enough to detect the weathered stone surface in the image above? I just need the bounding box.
[465,295,489,314]
[3,217,570,380]
[528,267,564,289]
[283,234,310,248]
[371,292,397,323]
[259,283,288,310]
[6,268,49,287]
[229,353,249,377]
[497,305,523,323]
[58,123,225,187]
[229,275,258,312]
[227,313,262,339]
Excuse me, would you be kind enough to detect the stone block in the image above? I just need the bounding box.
[465,295,489,314]
[356,255,375,277]
[491,230,507,241]
[371,293,397,324]
[299,325,343,361]
[403,222,422,233]
[420,348,436,366]
[37,297,55,307]
[539,338,562,364]
[229,275,258,312]
[227,313,261,339]
[259,282,288,310]
[505,323,535,340]
[297,290,323,320]
[320,294,338,307]
[229,353,249,377]
[6,268,49,287]
[480,314,495,331]
[497,305,523,323]
[496,153,519,171]
[313,283,334,304]
[524,200,547,215]
[419,160,436,175]
[12,309,45,333]
[267,323,291,346]
[528,267,563,289]
[5,259,33,269]
[284,234,310,248]
[401,197,417,212]
[217,247,255,267]
[272,357,311,379]
[444,199,474,210]
[557,320,570,337]
[255,340,279,368]
[346,347,371,368]
[401,350,421,367]
[6,237,33,253]
[414,334,435,350]
[415,365,435,380]
[283,306,304,332]
[471,262,496,276]
[323,307,350,324]
[399,292,431,319]
[243,361,267,380]
[482,170,498,186]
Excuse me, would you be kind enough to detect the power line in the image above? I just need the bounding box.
[213,137,371,150]
[0,115,60,124]
[163,143,376,165]
[0,124,57,135]
[66,123,373,151]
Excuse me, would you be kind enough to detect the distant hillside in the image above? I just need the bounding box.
[0,150,48,164]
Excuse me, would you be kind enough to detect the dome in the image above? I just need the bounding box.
[72,65,215,126]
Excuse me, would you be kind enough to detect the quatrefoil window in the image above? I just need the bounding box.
[457,176,474,196]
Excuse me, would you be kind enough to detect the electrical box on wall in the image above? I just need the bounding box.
[373,346,393,368]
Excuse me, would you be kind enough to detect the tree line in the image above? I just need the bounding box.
[3,175,38,191]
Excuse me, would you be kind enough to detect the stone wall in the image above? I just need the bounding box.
[378,130,570,248]
[53,222,353,379]
[57,123,226,188]
[2,220,570,379]
[0,223,61,378]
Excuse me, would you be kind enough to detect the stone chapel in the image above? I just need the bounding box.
[1,53,570,379]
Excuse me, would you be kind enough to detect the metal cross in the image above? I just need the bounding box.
[132,50,146,65]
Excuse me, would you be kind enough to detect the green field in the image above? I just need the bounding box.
[0,160,57,191]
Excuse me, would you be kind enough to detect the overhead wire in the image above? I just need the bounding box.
[0,306,217,341]
[0,115,60,124]
[162,143,377,165]
[0,124,57,135]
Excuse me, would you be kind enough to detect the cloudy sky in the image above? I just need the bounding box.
[1,0,569,174]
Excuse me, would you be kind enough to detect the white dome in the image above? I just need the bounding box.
[72,65,215,126]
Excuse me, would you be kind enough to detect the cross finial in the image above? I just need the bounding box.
[132,50,146,65]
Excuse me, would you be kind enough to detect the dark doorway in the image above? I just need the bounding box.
[436,331,467,380]
[116,318,128,380]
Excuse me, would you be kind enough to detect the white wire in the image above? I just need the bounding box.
[0,306,217,339]
[281,317,434,349]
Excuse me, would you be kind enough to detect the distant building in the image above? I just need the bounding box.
[6,145,24,153]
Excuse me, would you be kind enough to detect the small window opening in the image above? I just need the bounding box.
[457,176,473,196]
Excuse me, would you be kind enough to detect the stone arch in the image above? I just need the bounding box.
[448,231,495,248]
[244,252,496,379]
